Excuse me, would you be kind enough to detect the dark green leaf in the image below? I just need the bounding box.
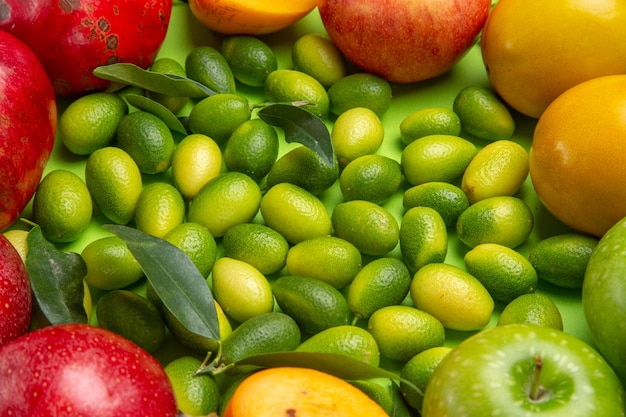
[257,104,335,168]
[125,94,188,135]
[94,63,216,98]
[234,351,398,381]
[104,224,220,341]
[25,226,88,324]
[390,381,417,417]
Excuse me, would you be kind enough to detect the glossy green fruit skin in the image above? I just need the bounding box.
[220,312,301,365]
[272,275,351,335]
[422,324,626,416]
[583,216,626,382]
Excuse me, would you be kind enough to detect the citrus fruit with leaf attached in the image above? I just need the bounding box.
[164,356,220,416]
[222,367,389,417]
[529,75,626,237]
[481,0,626,119]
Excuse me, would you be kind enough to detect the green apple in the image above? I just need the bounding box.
[583,216,626,382]
[422,324,625,416]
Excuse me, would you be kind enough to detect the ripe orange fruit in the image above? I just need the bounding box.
[222,367,389,417]
[188,0,317,35]
[481,0,626,119]
[529,75,626,237]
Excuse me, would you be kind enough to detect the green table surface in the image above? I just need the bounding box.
[16,3,593,366]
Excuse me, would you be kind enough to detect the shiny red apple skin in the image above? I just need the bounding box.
[0,323,177,416]
[0,233,31,347]
[317,0,491,83]
[0,29,56,231]
[0,0,172,96]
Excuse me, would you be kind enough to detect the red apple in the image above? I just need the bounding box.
[0,0,172,96]
[0,323,178,416]
[317,0,491,83]
[0,233,31,347]
[0,30,56,231]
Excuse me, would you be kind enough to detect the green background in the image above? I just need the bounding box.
[21,3,592,365]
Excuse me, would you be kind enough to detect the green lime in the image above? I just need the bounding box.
[266,145,339,196]
[296,325,380,367]
[82,235,144,290]
[347,257,412,321]
[497,292,564,330]
[327,72,392,117]
[164,356,220,416]
[367,305,445,363]
[115,110,176,175]
[529,233,599,289]
[260,182,332,244]
[410,263,494,331]
[221,35,277,87]
[134,182,185,238]
[399,206,448,274]
[264,69,329,118]
[399,107,462,146]
[220,311,301,365]
[291,33,347,89]
[59,91,128,155]
[222,222,289,275]
[223,119,279,182]
[95,290,165,353]
[403,182,469,228]
[339,154,403,204]
[211,257,274,323]
[146,57,189,114]
[461,139,529,204]
[456,196,535,249]
[401,134,478,186]
[400,346,453,412]
[187,93,251,144]
[187,171,262,238]
[272,274,352,335]
[163,222,218,278]
[286,236,362,289]
[171,133,223,200]
[185,45,236,94]
[349,381,394,416]
[32,169,92,243]
[331,200,400,256]
[453,86,516,141]
[331,107,384,167]
[464,243,538,303]
[84,146,143,225]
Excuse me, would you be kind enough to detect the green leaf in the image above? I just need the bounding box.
[103,224,220,341]
[94,63,216,98]
[257,103,335,168]
[25,226,88,324]
[234,351,396,380]
[125,94,188,135]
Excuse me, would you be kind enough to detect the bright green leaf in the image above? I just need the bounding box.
[104,224,220,341]
[25,226,88,325]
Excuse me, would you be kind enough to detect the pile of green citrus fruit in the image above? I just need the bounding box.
[5,3,619,416]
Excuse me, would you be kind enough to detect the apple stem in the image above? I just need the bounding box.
[529,355,544,401]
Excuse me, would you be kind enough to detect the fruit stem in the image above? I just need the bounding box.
[529,355,546,402]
